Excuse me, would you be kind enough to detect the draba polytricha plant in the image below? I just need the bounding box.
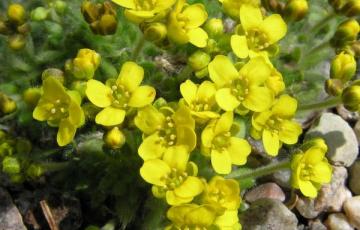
[0,0,360,229]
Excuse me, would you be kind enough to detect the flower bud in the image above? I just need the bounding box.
[71,81,87,98]
[328,0,346,12]
[325,79,344,96]
[95,14,117,35]
[8,34,26,50]
[330,52,356,83]
[342,82,360,111]
[23,87,42,108]
[7,4,26,25]
[0,93,16,114]
[103,127,126,149]
[204,18,224,37]
[284,0,309,21]
[142,22,167,43]
[0,20,11,35]
[188,51,211,71]
[331,19,360,48]
[31,7,49,21]
[42,68,65,84]
[54,1,68,14]
[71,49,101,80]
[342,0,360,17]
[262,0,285,13]
[302,137,328,152]
[82,1,117,35]
[26,164,44,179]
[2,156,21,175]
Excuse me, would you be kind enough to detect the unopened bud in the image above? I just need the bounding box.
[8,34,26,50]
[342,0,360,17]
[0,93,16,114]
[204,18,224,37]
[325,79,344,96]
[0,20,10,35]
[328,0,346,12]
[143,22,167,43]
[95,14,117,35]
[2,156,21,175]
[23,87,42,108]
[331,19,360,48]
[71,81,87,98]
[82,1,117,35]
[31,7,49,21]
[26,164,44,179]
[262,0,285,13]
[330,52,356,82]
[342,82,360,111]
[302,137,328,152]
[54,0,67,14]
[103,127,126,149]
[7,4,26,25]
[188,51,211,71]
[284,0,309,21]
[71,49,101,80]
[42,68,65,84]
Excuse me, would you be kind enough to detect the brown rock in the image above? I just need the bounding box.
[343,196,360,229]
[245,183,286,203]
[325,213,353,230]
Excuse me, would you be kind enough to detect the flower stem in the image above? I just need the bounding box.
[305,41,331,56]
[298,96,341,111]
[131,35,146,61]
[226,160,291,180]
[308,12,337,35]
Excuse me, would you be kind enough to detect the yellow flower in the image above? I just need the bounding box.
[166,204,217,229]
[231,5,287,59]
[180,80,219,122]
[167,0,208,48]
[69,48,101,80]
[112,0,176,23]
[202,176,241,211]
[266,67,285,96]
[33,77,84,146]
[208,55,274,114]
[251,95,302,156]
[140,145,204,205]
[291,145,332,198]
[135,104,196,160]
[166,203,241,230]
[201,112,251,174]
[218,0,260,19]
[86,62,156,126]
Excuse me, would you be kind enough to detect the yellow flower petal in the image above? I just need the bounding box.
[252,110,272,130]
[311,161,332,183]
[272,94,298,118]
[33,102,52,121]
[299,180,318,198]
[95,107,126,126]
[57,118,76,146]
[68,100,84,127]
[111,0,136,9]
[188,28,208,48]
[135,106,165,134]
[166,191,193,205]
[116,61,144,92]
[208,55,238,87]
[279,120,302,144]
[182,4,208,29]
[214,210,239,228]
[201,122,216,148]
[228,137,251,165]
[197,81,216,101]
[243,86,273,112]
[176,126,197,151]
[128,86,156,108]
[240,57,271,85]
[138,133,166,160]
[163,145,189,171]
[86,79,113,108]
[231,35,249,59]
[185,206,217,226]
[261,14,287,44]
[174,176,204,198]
[180,80,197,105]
[211,149,232,174]
[216,88,240,111]
[140,159,171,186]
[214,112,233,134]
[263,129,280,156]
[240,4,263,31]
[42,77,69,102]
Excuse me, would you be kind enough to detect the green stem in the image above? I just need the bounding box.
[226,160,291,180]
[305,41,331,56]
[176,65,193,83]
[131,35,146,61]
[298,96,341,111]
[308,12,337,35]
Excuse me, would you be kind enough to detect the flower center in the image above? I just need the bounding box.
[212,132,231,151]
[208,188,227,204]
[231,78,249,102]
[158,116,177,147]
[265,117,283,134]
[189,100,210,112]
[161,168,188,190]
[135,0,156,10]
[246,29,270,51]
[111,84,130,109]
[48,99,69,121]
[299,163,314,181]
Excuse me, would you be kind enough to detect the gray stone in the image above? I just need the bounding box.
[325,213,353,230]
[272,169,291,188]
[296,166,351,218]
[343,196,360,229]
[240,198,297,230]
[309,219,327,230]
[245,183,286,203]
[305,113,358,166]
[336,105,359,122]
[0,188,26,230]
[353,120,360,144]
[349,161,360,195]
